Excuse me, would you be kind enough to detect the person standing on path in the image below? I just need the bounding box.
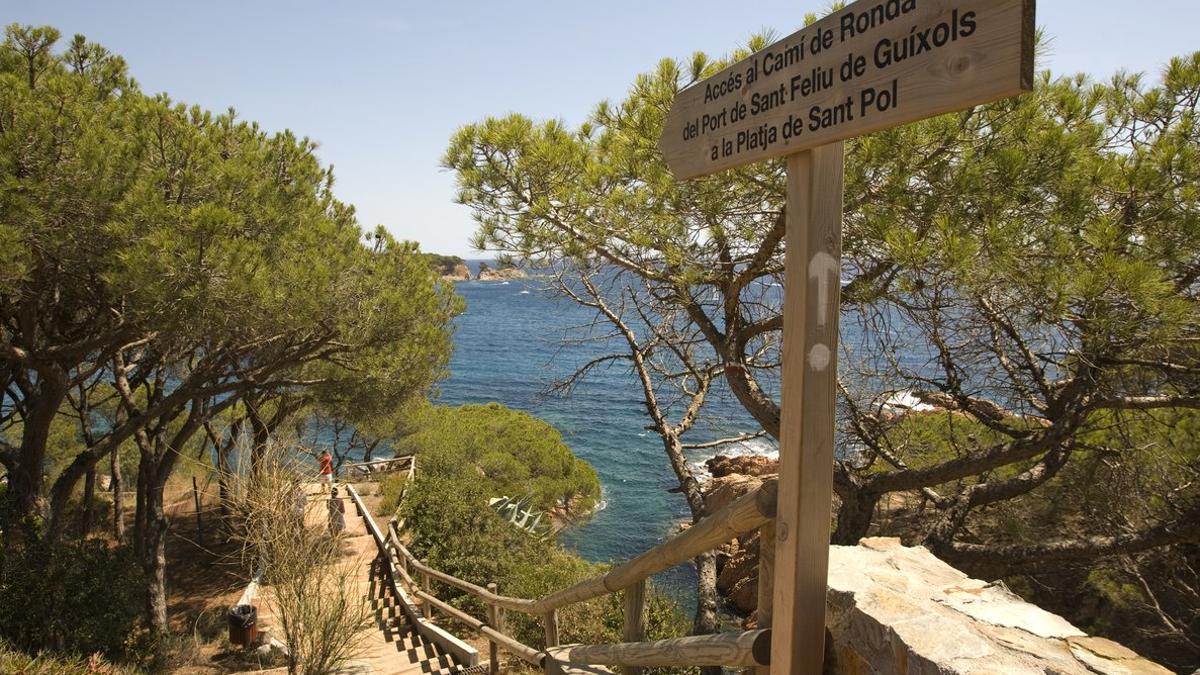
[327,486,346,537]
[317,449,334,492]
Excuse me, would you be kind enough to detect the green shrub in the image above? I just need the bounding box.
[377,471,413,516]
[0,538,146,661]
[397,402,600,513]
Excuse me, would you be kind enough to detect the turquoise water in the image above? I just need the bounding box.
[438,273,779,602]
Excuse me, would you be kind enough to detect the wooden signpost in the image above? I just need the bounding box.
[659,1,1034,673]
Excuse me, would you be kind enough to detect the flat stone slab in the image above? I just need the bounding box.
[825,538,1172,675]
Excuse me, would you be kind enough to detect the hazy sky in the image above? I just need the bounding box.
[9,1,1200,257]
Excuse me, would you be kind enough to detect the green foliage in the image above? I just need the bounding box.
[0,539,146,661]
[396,402,600,513]
[376,470,411,516]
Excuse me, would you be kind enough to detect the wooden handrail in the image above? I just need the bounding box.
[547,629,770,668]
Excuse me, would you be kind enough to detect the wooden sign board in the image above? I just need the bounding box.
[660,0,1035,179]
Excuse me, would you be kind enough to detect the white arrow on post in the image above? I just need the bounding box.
[807,251,839,328]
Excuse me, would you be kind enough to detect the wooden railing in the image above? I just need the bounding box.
[376,474,779,674]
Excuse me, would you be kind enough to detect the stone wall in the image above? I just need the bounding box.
[825,538,1172,674]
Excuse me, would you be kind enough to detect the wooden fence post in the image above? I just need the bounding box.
[544,609,560,648]
[421,571,433,620]
[756,523,776,675]
[771,143,845,675]
[622,580,646,675]
[487,582,501,675]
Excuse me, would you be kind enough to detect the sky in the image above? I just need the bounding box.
[8,1,1200,257]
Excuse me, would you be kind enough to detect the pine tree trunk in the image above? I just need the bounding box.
[139,463,170,636]
[133,455,149,556]
[4,373,68,537]
[142,509,170,635]
[832,490,879,545]
[111,449,125,542]
[80,467,96,536]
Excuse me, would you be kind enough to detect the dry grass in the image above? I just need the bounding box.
[223,444,371,675]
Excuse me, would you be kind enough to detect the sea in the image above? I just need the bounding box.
[437,268,783,606]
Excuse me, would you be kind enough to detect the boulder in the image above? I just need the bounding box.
[822,538,1171,674]
[705,454,779,478]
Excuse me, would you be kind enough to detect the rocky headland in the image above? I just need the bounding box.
[476,262,528,281]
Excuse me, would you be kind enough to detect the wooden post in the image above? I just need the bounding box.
[622,580,647,675]
[421,571,433,620]
[191,476,204,545]
[770,143,845,675]
[755,523,776,675]
[544,609,560,648]
[487,582,501,675]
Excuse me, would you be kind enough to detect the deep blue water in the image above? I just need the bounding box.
[437,273,779,603]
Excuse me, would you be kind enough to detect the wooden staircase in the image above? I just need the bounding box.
[367,557,488,674]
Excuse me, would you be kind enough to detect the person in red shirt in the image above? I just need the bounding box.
[318,449,334,492]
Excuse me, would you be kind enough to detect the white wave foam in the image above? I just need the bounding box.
[593,483,609,513]
[879,390,936,414]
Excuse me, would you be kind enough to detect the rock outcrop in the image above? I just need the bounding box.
[476,265,528,281]
[439,262,471,282]
[824,538,1170,674]
[704,453,778,478]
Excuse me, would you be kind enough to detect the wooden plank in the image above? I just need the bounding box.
[660,0,1035,178]
[547,630,770,669]
[420,571,433,620]
[755,523,776,675]
[770,145,845,674]
[415,589,484,630]
[621,580,646,675]
[479,625,543,667]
